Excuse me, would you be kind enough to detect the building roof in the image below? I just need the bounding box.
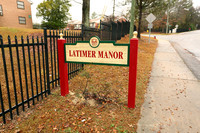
[68,20,82,25]
[90,18,101,23]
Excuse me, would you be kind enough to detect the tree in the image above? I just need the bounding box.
[195,7,200,29]
[136,0,164,38]
[125,0,165,38]
[82,0,90,27]
[37,0,71,29]
[172,0,192,22]
[177,6,200,31]
[165,0,192,33]
[161,0,193,32]
[152,0,194,32]
[91,12,98,19]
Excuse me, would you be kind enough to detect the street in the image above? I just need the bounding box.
[148,30,200,80]
[153,30,200,61]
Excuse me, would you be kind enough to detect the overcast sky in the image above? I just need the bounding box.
[31,0,200,24]
[31,0,124,24]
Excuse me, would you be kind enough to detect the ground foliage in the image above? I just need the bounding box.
[0,35,158,132]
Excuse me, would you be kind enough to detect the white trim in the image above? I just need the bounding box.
[27,0,33,4]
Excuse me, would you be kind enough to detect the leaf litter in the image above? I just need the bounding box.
[0,35,158,132]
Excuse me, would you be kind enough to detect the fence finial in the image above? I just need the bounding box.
[133,31,138,38]
[60,33,64,39]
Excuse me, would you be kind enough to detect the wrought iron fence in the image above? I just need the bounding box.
[44,29,84,89]
[0,29,83,124]
[0,35,48,124]
[83,20,130,41]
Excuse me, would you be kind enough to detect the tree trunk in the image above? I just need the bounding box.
[137,3,142,38]
[82,0,90,27]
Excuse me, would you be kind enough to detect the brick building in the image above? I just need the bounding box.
[0,0,33,28]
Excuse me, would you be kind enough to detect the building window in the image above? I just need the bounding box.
[19,17,26,24]
[0,5,3,16]
[17,1,24,9]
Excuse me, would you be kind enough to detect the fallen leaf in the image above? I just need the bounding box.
[38,125,44,132]
[14,129,21,133]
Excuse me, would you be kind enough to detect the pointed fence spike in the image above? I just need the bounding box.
[15,36,18,43]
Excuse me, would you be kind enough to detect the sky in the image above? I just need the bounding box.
[31,0,124,24]
[31,0,200,24]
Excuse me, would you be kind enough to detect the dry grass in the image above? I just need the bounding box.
[0,34,158,132]
[0,27,43,42]
[0,28,59,124]
[0,28,82,123]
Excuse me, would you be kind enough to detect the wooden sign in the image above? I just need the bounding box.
[65,36,129,66]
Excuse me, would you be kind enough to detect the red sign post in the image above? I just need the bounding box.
[57,34,138,108]
[57,37,69,96]
[128,38,138,108]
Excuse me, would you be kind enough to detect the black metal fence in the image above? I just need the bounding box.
[0,20,130,124]
[0,29,83,124]
[0,35,48,124]
[83,20,130,41]
[44,29,84,90]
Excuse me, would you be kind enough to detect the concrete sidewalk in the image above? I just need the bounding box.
[137,39,200,133]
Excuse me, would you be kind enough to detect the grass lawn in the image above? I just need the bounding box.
[0,27,43,42]
[0,31,158,132]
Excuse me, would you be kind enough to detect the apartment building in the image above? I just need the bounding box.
[0,0,33,28]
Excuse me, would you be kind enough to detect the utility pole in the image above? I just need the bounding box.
[166,5,169,33]
[129,0,135,41]
[166,0,171,34]
[113,0,115,21]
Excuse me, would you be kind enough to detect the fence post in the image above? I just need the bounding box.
[109,23,112,40]
[125,21,128,35]
[128,32,138,108]
[81,25,84,69]
[127,21,130,35]
[0,83,6,124]
[57,34,69,96]
[122,21,124,37]
[100,20,102,40]
[44,28,51,94]
[81,24,84,41]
